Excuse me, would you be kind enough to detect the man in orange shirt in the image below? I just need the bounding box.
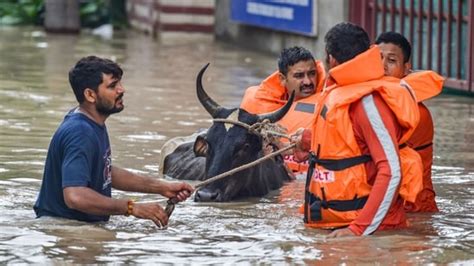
[375,31,442,212]
[292,23,421,237]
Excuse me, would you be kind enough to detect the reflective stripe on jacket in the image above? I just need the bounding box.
[304,46,423,231]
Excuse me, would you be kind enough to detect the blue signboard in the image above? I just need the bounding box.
[231,0,317,36]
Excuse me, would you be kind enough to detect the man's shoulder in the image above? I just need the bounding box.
[403,71,444,102]
[54,113,100,142]
[356,77,417,100]
[241,86,260,112]
[327,78,397,107]
[243,85,259,98]
[60,113,96,131]
[241,85,285,114]
[350,92,388,112]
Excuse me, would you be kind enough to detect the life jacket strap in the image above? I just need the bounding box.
[400,142,432,151]
[306,193,368,221]
[304,150,370,222]
[310,142,414,171]
[311,153,371,171]
[414,142,432,151]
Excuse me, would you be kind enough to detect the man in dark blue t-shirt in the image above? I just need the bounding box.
[34,56,194,226]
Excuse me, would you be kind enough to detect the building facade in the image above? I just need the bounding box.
[127,0,473,93]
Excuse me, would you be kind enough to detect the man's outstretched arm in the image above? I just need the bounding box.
[111,166,194,202]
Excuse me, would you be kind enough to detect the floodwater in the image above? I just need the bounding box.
[0,26,473,264]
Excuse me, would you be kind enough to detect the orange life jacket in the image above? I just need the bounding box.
[240,60,326,173]
[402,70,444,212]
[240,76,286,115]
[279,92,321,173]
[402,70,444,102]
[240,60,325,115]
[304,46,423,229]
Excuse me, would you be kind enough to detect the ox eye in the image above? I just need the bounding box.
[194,136,208,157]
[241,143,250,152]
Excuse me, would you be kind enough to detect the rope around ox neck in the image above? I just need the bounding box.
[165,142,296,217]
[213,118,289,143]
[165,119,293,218]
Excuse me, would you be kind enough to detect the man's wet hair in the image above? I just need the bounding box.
[375,31,412,63]
[278,46,315,76]
[69,55,123,103]
[325,22,370,64]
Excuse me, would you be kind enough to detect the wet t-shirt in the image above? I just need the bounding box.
[34,108,112,222]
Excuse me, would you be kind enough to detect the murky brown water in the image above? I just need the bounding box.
[0,26,473,264]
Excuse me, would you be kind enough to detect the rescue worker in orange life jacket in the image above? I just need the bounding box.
[240,46,326,174]
[375,31,443,212]
[240,46,325,116]
[291,22,421,237]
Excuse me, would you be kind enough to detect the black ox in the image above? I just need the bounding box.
[162,64,294,202]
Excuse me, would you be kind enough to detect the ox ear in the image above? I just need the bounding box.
[194,135,208,157]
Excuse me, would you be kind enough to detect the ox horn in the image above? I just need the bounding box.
[196,63,222,118]
[257,91,295,123]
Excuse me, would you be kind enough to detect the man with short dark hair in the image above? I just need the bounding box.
[34,56,193,226]
[375,31,412,78]
[241,46,326,173]
[241,46,325,115]
[292,22,421,237]
[375,31,443,213]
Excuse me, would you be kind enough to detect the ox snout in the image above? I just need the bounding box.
[194,188,220,202]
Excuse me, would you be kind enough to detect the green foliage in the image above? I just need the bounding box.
[80,0,110,28]
[0,0,44,25]
[0,0,127,28]
[110,0,128,28]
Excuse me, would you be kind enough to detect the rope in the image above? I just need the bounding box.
[213,118,251,131]
[195,143,296,189]
[165,143,296,217]
[212,118,289,143]
[164,118,294,218]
